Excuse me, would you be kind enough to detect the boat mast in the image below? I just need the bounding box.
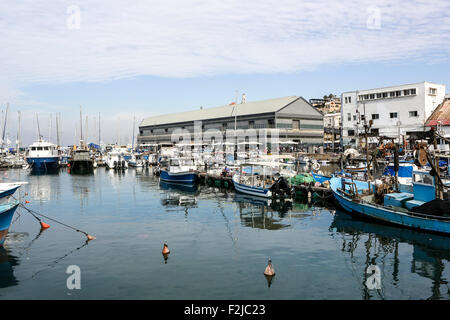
[132,114,135,151]
[36,113,41,140]
[80,106,83,142]
[2,103,9,150]
[16,111,21,153]
[98,112,101,147]
[56,113,60,147]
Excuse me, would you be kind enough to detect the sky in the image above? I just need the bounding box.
[1,0,450,146]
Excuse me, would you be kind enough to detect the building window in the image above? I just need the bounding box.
[150,129,153,134]
[409,111,418,117]
[360,115,365,121]
[348,130,355,136]
[268,119,274,127]
[344,97,348,103]
[390,112,397,119]
[429,88,437,95]
[390,91,396,98]
[395,90,401,97]
[382,92,388,98]
[372,114,379,120]
[165,128,168,133]
[369,94,375,99]
[347,113,351,121]
[348,97,351,103]
[371,128,379,135]
[353,115,357,121]
[249,121,255,129]
[292,120,300,129]
[376,93,382,99]
[411,88,416,95]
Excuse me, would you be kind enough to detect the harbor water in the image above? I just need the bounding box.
[0,167,449,299]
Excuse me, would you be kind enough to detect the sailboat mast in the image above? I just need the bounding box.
[2,103,9,149]
[80,106,83,142]
[17,111,21,152]
[56,113,60,147]
[132,114,135,151]
[36,113,41,140]
[98,112,101,146]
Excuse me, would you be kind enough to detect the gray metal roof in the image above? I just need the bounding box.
[140,96,300,127]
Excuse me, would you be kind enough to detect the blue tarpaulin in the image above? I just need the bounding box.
[88,143,100,150]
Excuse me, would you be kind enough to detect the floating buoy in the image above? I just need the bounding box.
[162,242,170,255]
[40,221,50,229]
[25,200,30,204]
[264,258,275,276]
[87,234,96,241]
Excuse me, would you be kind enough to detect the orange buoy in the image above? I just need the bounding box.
[25,200,30,204]
[40,222,50,229]
[162,242,170,255]
[87,234,96,241]
[264,259,275,276]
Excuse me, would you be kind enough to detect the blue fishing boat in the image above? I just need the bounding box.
[159,158,198,184]
[330,171,450,235]
[311,172,332,184]
[0,182,27,204]
[232,162,294,198]
[0,201,20,246]
[26,139,60,171]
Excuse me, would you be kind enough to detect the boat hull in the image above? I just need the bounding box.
[160,170,197,184]
[69,160,94,174]
[330,177,450,235]
[0,202,20,246]
[0,186,20,205]
[26,157,59,170]
[232,176,272,198]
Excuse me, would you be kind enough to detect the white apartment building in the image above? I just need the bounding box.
[341,82,446,145]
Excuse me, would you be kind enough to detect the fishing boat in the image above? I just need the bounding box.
[25,139,60,171]
[232,162,293,198]
[69,145,94,174]
[106,150,128,170]
[0,182,27,204]
[311,172,332,184]
[0,201,21,246]
[160,158,198,184]
[330,170,450,235]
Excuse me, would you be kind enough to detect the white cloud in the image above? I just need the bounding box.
[1,0,449,85]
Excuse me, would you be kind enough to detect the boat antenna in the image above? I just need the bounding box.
[98,112,101,147]
[132,114,135,151]
[56,113,60,147]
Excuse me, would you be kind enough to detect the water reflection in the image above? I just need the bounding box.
[0,247,19,289]
[234,194,299,230]
[330,210,450,300]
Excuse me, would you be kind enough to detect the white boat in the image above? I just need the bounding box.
[25,139,60,171]
[232,162,295,198]
[106,150,128,170]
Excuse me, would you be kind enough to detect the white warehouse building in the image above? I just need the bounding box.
[341,81,446,145]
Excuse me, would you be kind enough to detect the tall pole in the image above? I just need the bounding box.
[17,111,21,153]
[132,114,135,151]
[86,115,88,143]
[80,106,83,142]
[2,103,9,149]
[98,112,101,146]
[56,113,60,147]
[36,113,41,140]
